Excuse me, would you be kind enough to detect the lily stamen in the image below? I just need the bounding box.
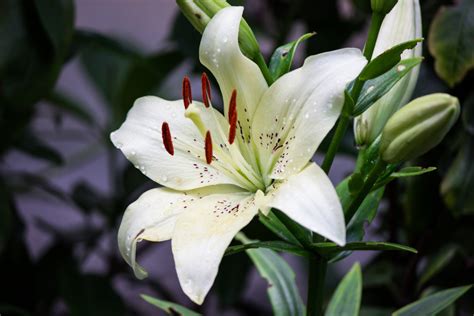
[205,131,213,164]
[201,72,212,108]
[228,90,238,144]
[182,76,192,109]
[161,122,174,155]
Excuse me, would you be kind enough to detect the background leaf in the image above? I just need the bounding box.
[141,294,201,316]
[325,263,362,316]
[392,285,472,316]
[428,0,474,87]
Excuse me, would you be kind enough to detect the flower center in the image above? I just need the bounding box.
[160,74,266,192]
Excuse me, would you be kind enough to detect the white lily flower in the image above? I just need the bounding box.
[354,0,422,146]
[110,7,366,304]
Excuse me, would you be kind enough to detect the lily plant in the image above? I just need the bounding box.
[111,6,367,304]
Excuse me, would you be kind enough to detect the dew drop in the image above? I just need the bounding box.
[304,113,310,119]
[223,37,228,43]
[367,85,375,93]
[161,175,168,182]
[172,112,177,118]
[397,65,406,72]
[115,142,123,149]
[131,151,136,156]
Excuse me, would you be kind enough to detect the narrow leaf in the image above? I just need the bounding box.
[269,32,315,80]
[359,38,423,80]
[141,294,201,316]
[312,241,417,256]
[225,240,309,257]
[392,285,472,316]
[325,263,362,316]
[259,211,302,246]
[353,57,423,116]
[417,245,458,289]
[46,91,95,125]
[236,234,305,316]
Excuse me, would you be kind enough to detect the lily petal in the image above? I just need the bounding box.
[118,188,192,279]
[199,6,268,143]
[251,48,367,180]
[266,163,346,246]
[111,96,243,190]
[172,190,263,304]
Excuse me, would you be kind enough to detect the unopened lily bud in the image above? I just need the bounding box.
[371,0,399,14]
[355,0,422,146]
[380,93,460,163]
[176,0,260,59]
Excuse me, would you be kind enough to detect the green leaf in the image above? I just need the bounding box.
[360,38,423,80]
[353,57,423,116]
[331,183,385,262]
[325,263,362,316]
[141,294,201,316]
[273,209,313,246]
[236,234,305,316]
[392,285,472,316]
[35,0,75,58]
[417,245,458,290]
[428,0,474,87]
[0,0,74,106]
[269,32,315,80]
[225,240,309,257]
[312,241,417,256]
[259,211,302,246]
[441,136,474,216]
[391,166,437,178]
[45,91,95,125]
[348,172,364,197]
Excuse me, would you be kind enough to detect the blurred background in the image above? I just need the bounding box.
[0,0,473,315]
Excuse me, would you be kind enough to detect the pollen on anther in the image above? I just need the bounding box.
[228,89,237,121]
[205,131,213,164]
[161,122,174,155]
[182,76,192,109]
[201,72,212,108]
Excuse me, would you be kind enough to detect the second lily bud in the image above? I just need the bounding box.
[354,0,422,146]
[379,93,460,163]
[176,0,261,60]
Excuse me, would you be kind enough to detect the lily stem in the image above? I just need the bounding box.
[307,254,327,316]
[345,158,387,222]
[307,11,385,316]
[320,12,384,174]
[254,52,274,85]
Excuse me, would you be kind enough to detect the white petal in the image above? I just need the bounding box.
[265,163,346,246]
[199,6,268,143]
[354,0,422,145]
[118,188,190,279]
[251,49,367,179]
[110,96,242,190]
[172,191,263,304]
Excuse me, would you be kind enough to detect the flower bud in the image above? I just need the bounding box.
[176,0,260,59]
[380,93,460,163]
[354,0,422,146]
[371,0,398,14]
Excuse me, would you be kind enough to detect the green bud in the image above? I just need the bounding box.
[371,0,399,14]
[175,0,261,59]
[380,93,460,163]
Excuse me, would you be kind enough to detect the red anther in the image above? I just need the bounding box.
[161,122,174,156]
[228,110,237,144]
[182,76,192,109]
[205,131,213,164]
[228,89,237,121]
[201,72,212,108]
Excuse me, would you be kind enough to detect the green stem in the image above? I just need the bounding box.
[306,255,327,316]
[345,158,387,222]
[320,12,384,174]
[254,52,274,85]
[306,12,386,316]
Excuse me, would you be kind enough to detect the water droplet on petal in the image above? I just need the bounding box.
[161,175,168,182]
[304,113,309,119]
[367,85,375,93]
[131,151,136,156]
[397,65,406,72]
